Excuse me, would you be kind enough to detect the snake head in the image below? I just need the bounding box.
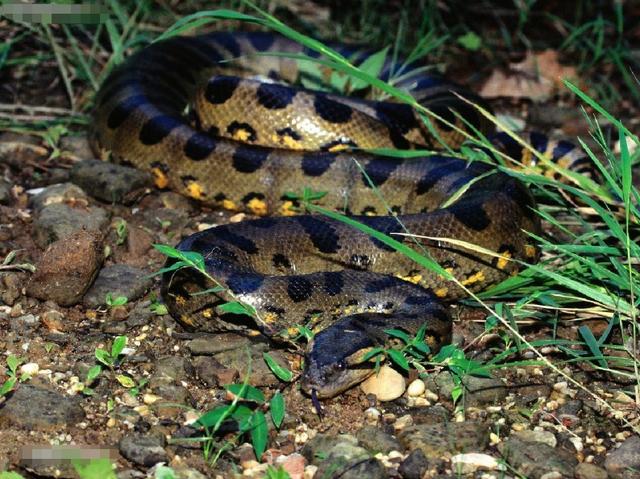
[300,315,386,399]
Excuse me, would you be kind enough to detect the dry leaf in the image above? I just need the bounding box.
[480,50,579,101]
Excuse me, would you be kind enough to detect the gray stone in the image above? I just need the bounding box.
[0,179,11,205]
[1,272,24,305]
[70,159,152,204]
[153,356,193,382]
[82,264,153,307]
[432,371,507,406]
[59,134,93,160]
[192,356,223,387]
[33,202,110,248]
[186,333,252,355]
[119,433,167,467]
[30,182,88,212]
[356,425,402,454]
[398,421,489,457]
[398,449,430,479]
[498,437,577,479]
[27,230,104,306]
[127,301,156,328]
[0,384,85,430]
[574,462,608,479]
[214,344,290,387]
[605,435,640,479]
[9,314,40,335]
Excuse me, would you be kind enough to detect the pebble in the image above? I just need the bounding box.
[26,230,104,306]
[70,159,152,204]
[356,425,402,454]
[431,371,507,406]
[398,421,489,457]
[497,437,577,478]
[0,179,12,204]
[274,453,306,479]
[513,429,557,448]
[19,362,40,376]
[0,384,85,431]
[360,365,406,401]
[407,378,426,397]
[364,407,381,424]
[29,182,88,212]
[9,313,40,335]
[119,433,168,467]
[451,453,503,474]
[32,202,110,249]
[574,462,608,479]
[82,264,153,307]
[604,434,640,479]
[0,272,23,305]
[398,449,429,479]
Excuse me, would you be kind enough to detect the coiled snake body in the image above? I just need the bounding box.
[94,32,586,399]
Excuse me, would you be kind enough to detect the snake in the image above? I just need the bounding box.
[93,31,590,401]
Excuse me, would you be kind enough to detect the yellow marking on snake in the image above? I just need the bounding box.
[186,182,204,200]
[397,273,422,285]
[222,199,238,211]
[525,244,537,258]
[497,251,512,270]
[280,200,297,216]
[328,143,349,152]
[175,295,187,306]
[202,308,213,319]
[247,197,268,216]
[151,167,169,189]
[434,288,448,298]
[461,271,485,286]
[232,128,253,142]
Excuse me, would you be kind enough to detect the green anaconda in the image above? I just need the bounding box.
[93,31,589,399]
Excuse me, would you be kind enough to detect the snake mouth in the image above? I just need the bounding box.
[311,389,324,417]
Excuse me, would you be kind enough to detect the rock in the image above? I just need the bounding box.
[360,365,406,402]
[153,356,193,382]
[127,301,156,328]
[70,159,152,204]
[33,202,110,248]
[432,371,507,406]
[574,462,608,479]
[356,425,402,454]
[0,384,85,430]
[59,134,93,160]
[398,449,429,479]
[82,264,153,307]
[0,272,24,305]
[213,341,290,387]
[152,384,193,417]
[398,421,489,457]
[27,230,103,306]
[193,356,235,387]
[0,179,11,204]
[29,182,88,212]
[185,333,251,355]
[512,429,557,448]
[302,433,385,479]
[406,379,425,397]
[498,437,577,478]
[274,453,306,479]
[119,433,168,467]
[605,435,640,479]
[9,314,40,335]
[450,453,502,474]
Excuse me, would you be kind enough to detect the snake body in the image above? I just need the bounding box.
[94,32,586,398]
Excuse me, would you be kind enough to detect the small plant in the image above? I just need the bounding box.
[82,336,129,396]
[265,466,292,479]
[114,219,128,245]
[0,355,28,397]
[105,292,128,308]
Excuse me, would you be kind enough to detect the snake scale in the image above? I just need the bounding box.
[93,31,589,399]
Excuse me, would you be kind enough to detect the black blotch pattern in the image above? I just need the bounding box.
[320,139,357,151]
[287,277,314,303]
[208,126,220,136]
[432,104,456,132]
[403,295,432,306]
[264,304,286,316]
[491,133,523,161]
[139,115,183,145]
[226,272,264,295]
[360,206,377,215]
[150,161,169,173]
[107,95,146,129]
[226,121,257,142]
[213,32,241,57]
[276,127,302,140]
[184,133,217,161]
[213,225,259,254]
[364,276,398,293]
[362,216,404,251]
[295,216,340,254]
[241,192,266,205]
[180,175,196,186]
[374,102,418,134]
[529,132,548,154]
[503,180,537,220]
[272,253,292,270]
[362,157,400,187]
[205,76,240,104]
[214,193,226,202]
[232,145,269,173]
[414,75,442,90]
[256,83,296,109]
[251,217,279,229]
[449,203,491,231]
[552,140,575,159]
[248,32,275,51]
[388,128,411,149]
[301,151,337,177]
[323,272,344,296]
[416,161,465,195]
[314,94,352,123]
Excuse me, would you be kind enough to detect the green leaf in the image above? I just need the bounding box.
[250,410,268,460]
[115,374,136,388]
[579,325,608,368]
[94,349,112,367]
[263,353,294,382]
[154,466,177,479]
[387,349,409,371]
[0,377,17,397]
[0,472,27,479]
[384,329,411,343]
[196,405,231,429]
[361,347,385,362]
[219,301,256,317]
[226,384,265,403]
[457,31,482,51]
[451,383,463,404]
[270,392,285,429]
[86,365,102,383]
[6,355,20,374]
[71,458,117,479]
[111,336,127,358]
[350,46,389,90]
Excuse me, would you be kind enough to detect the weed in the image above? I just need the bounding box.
[105,292,128,308]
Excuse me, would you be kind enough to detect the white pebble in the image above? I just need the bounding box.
[20,362,39,376]
[360,365,406,401]
[407,378,426,397]
[451,453,503,474]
